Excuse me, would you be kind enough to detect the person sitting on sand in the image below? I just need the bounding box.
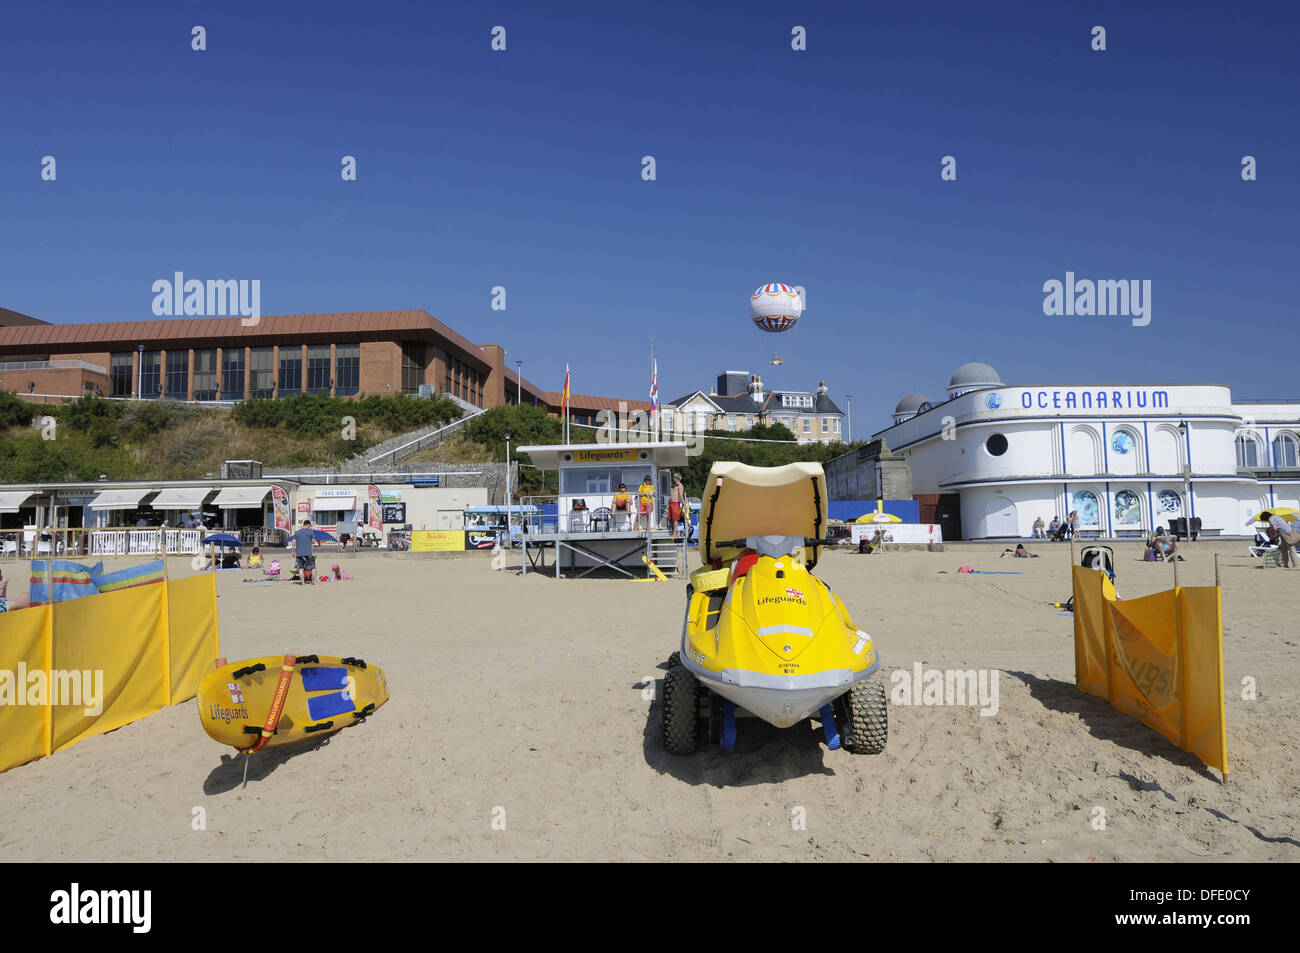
[249,546,264,569]
[1151,527,1182,561]
[1014,543,1039,558]
[330,564,348,581]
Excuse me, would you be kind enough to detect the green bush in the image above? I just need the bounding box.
[231,394,461,437]
[0,391,36,428]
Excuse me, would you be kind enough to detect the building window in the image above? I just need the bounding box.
[404,345,427,394]
[138,351,161,399]
[335,343,359,395]
[163,350,188,400]
[1235,434,1260,469]
[278,347,302,397]
[222,348,245,399]
[802,418,810,434]
[727,415,735,431]
[250,346,274,399]
[1071,490,1099,527]
[834,418,841,434]
[306,344,331,395]
[822,418,829,434]
[109,352,134,397]
[1274,434,1298,469]
[1114,489,1141,526]
[192,348,217,401]
[985,433,1009,456]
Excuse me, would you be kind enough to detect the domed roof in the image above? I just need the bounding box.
[947,362,1002,392]
[893,393,932,416]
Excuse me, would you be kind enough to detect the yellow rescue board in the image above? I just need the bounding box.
[198,654,389,751]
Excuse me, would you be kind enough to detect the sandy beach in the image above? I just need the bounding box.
[0,541,1295,862]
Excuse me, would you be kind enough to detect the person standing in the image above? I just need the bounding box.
[1068,510,1080,540]
[637,475,656,531]
[1267,513,1300,569]
[668,473,686,540]
[293,518,317,584]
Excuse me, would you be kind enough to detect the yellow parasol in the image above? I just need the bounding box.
[1246,507,1300,525]
[854,500,902,524]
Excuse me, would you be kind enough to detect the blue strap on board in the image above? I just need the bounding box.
[820,704,841,750]
[300,667,348,692]
[721,700,736,750]
[306,690,356,721]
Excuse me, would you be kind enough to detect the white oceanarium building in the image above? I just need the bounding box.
[874,362,1300,540]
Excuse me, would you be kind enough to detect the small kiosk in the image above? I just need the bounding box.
[516,441,689,578]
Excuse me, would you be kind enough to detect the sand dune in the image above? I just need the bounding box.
[0,541,1295,862]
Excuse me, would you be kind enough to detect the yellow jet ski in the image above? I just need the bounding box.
[664,461,886,754]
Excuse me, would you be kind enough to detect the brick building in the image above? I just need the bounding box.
[0,309,648,423]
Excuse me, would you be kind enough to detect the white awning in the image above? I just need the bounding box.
[88,488,152,510]
[0,491,34,513]
[151,487,212,509]
[212,486,271,510]
[312,495,356,511]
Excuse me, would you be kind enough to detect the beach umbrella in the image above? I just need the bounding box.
[1246,507,1300,525]
[201,534,242,548]
[312,529,338,542]
[854,499,902,524]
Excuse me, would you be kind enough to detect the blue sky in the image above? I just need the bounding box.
[2,0,1296,436]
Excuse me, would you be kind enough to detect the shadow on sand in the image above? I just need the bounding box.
[640,659,839,787]
[1004,669,1216,780]
[202,735,335,794]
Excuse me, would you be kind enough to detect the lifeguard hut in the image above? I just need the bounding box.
[517,441,689,578]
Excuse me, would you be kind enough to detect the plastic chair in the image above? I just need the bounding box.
[589,507,611,532]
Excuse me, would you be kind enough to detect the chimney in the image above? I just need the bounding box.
[709,386,717,396]
[749,374,764,403]
[817,380,828,396]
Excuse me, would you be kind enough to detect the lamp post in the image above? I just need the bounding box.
[1180,420,1192,541]
[504,428,513,548]
[137,344,144,399]
[845,394,853,443]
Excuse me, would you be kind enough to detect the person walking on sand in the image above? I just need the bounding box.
[668,472,686,540]
[292,518,317,584]
[637,475,656,531]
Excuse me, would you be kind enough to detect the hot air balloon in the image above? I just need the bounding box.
[750,283,803,365]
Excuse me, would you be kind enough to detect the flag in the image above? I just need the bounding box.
[562,364,571,442]
[649,358,659,423]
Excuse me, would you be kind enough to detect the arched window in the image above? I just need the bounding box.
[1274,434,1298,469]
[1236,434,1260,469]
[1114,489,1141,526]
[1071,490,1100,528]
[1156,489,1182,517]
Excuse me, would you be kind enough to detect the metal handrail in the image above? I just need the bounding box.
[367,408,486,466]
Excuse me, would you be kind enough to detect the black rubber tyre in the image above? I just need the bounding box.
[663,652,702,754]
[841,672,888,754]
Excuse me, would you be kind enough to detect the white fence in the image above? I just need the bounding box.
[87,529,203,557]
